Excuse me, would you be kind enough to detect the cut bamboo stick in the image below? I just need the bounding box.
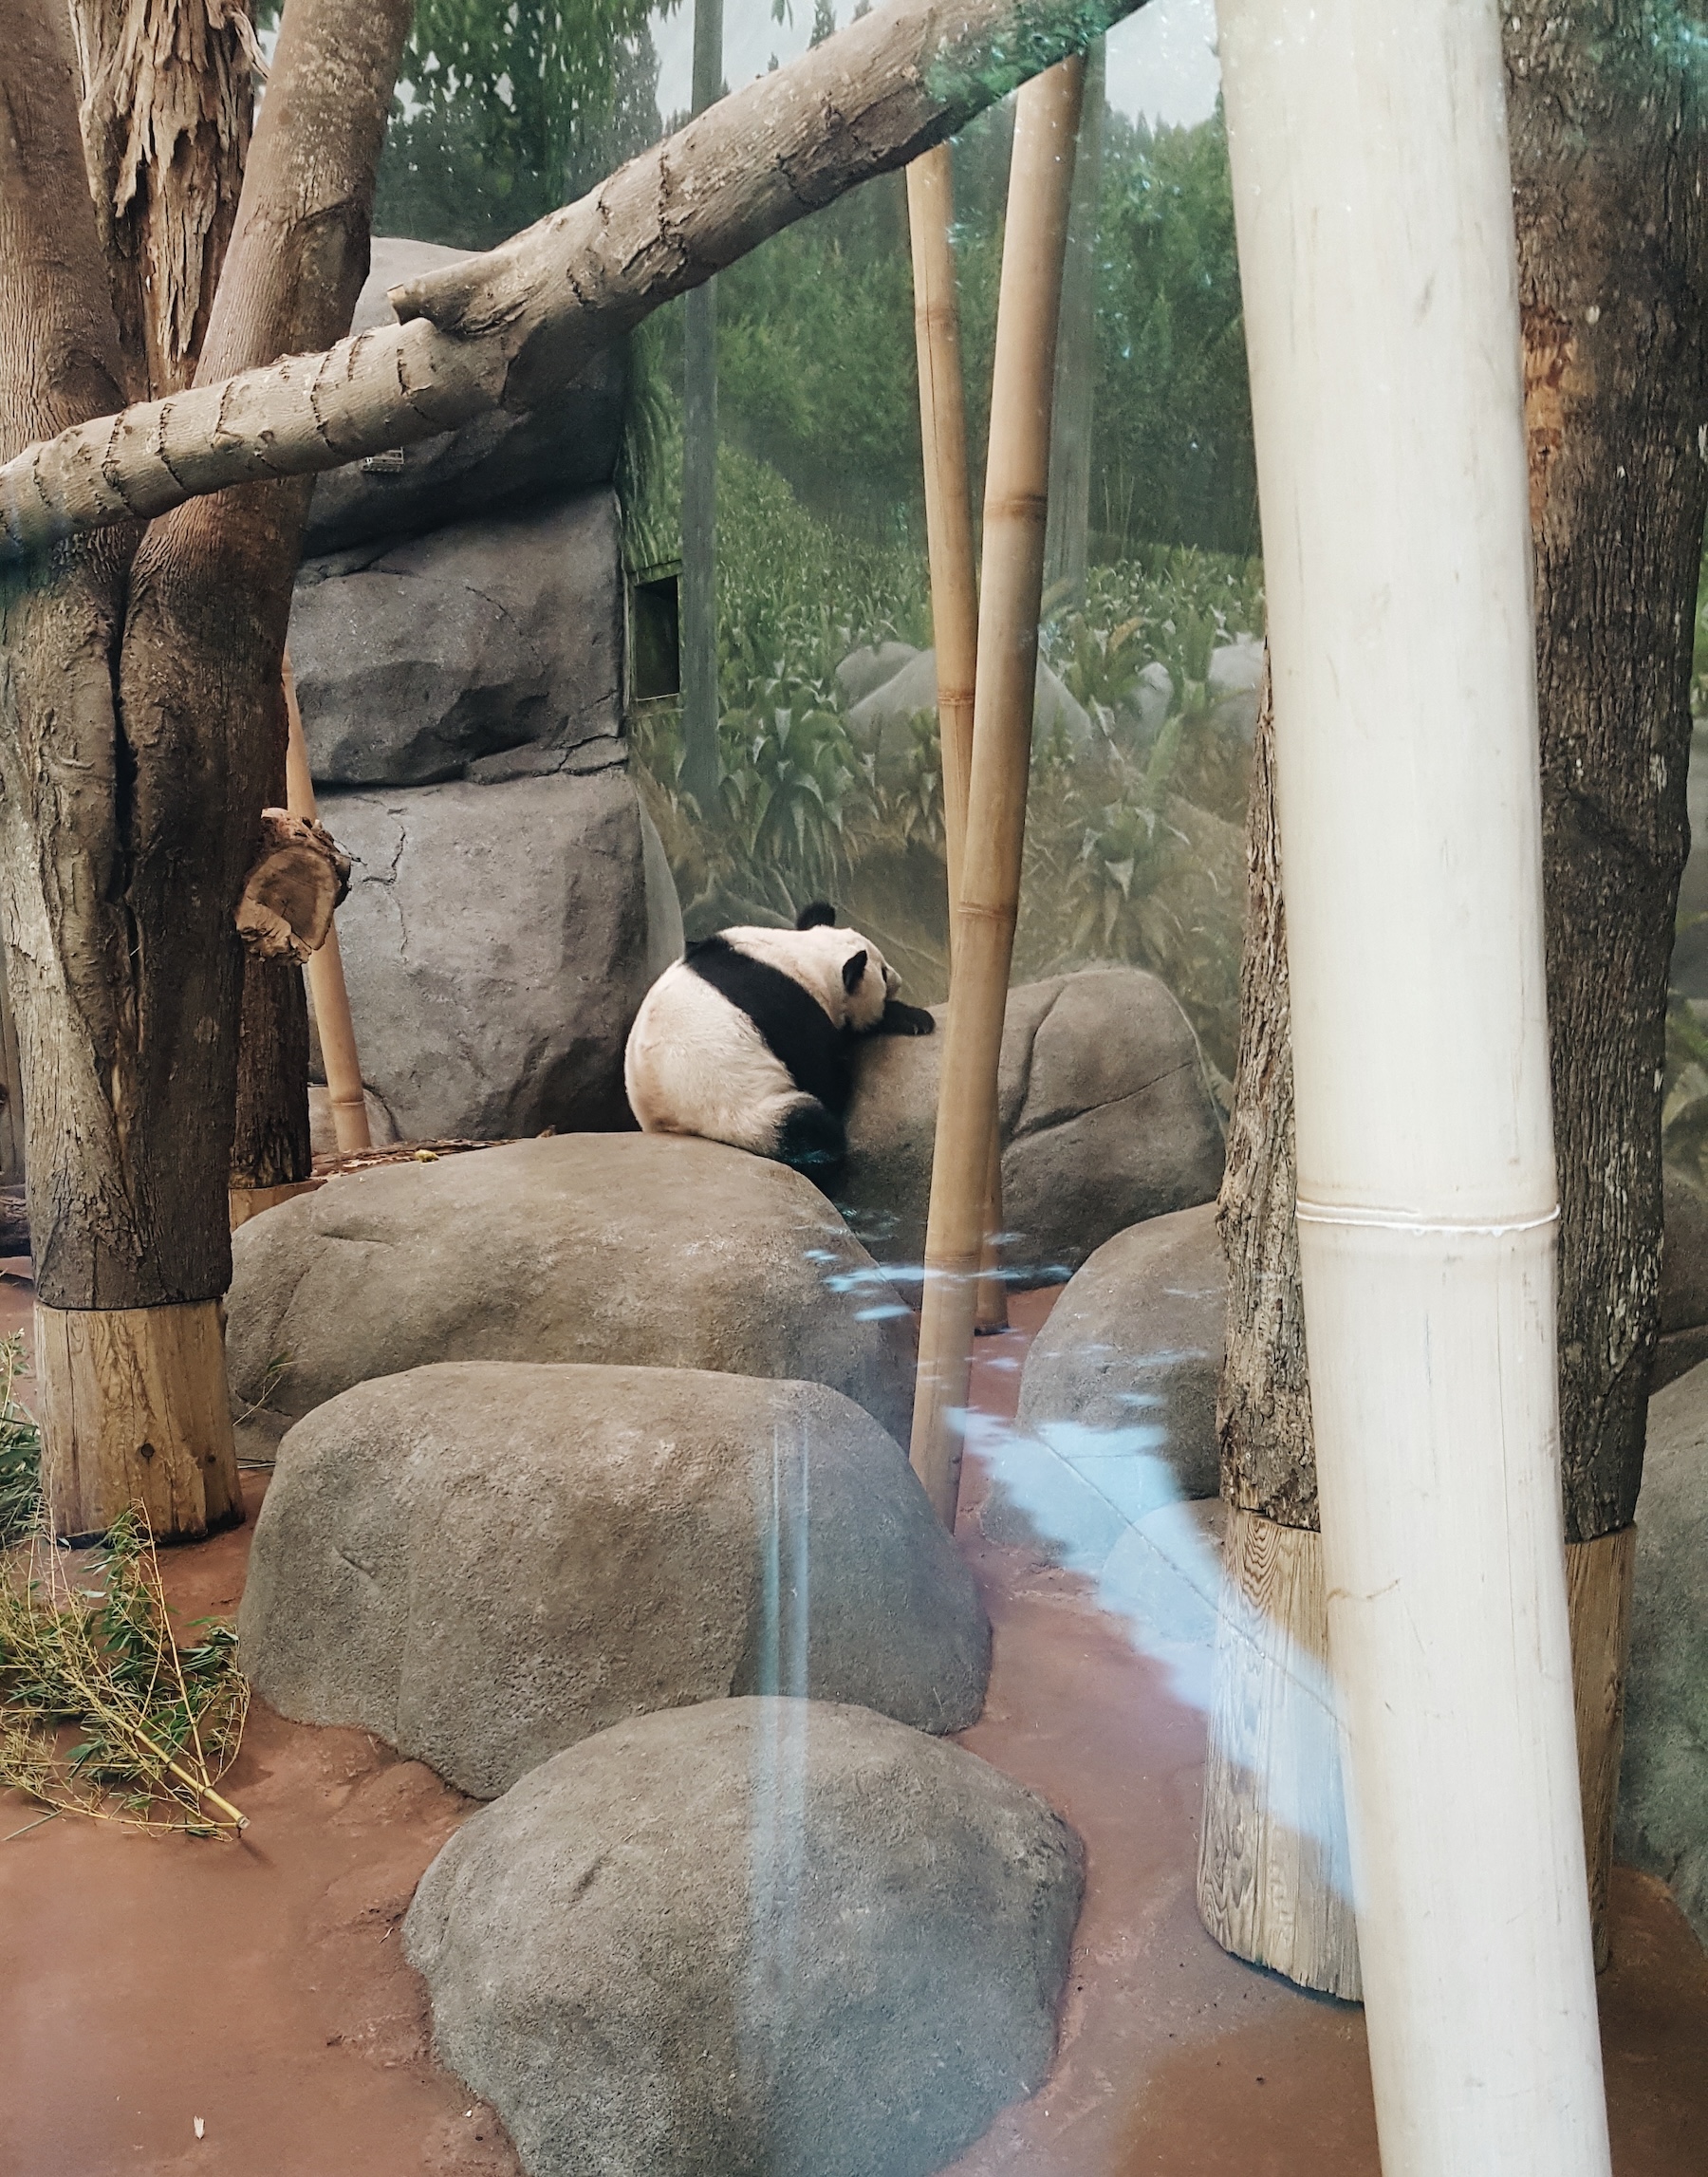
[909,56,1084,1525]
[1218,0,1611,2167]
[281,653,371,1155]
[905,140,1009,1335]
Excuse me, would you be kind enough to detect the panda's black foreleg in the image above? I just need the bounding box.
[876,998,937,1036]
[776,1100,848,1193]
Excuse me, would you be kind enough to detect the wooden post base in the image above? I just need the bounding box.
[1197,1507,1638,1995]
[230,1178,323,1230]
[1568,1522,1636,1974]
[1197,1505,1363,2000]
[36,1299,243,1544]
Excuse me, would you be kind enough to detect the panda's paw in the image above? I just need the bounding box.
[879,999,937,1037]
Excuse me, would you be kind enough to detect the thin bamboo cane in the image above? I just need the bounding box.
[1218,0,1610,2168]
[905,141,1009,1335]
[281,654,371,1155]
[909,57,1084,1525]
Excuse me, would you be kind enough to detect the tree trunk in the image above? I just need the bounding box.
[679,0,723,813]
[1198,0,1708,1988]
[0,0,1152,558]
[67,0,257,401]
[1043,33,1104,605]
[0,0,406,1540]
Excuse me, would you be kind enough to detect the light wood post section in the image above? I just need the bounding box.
[906,140,1008,1334]
[282,654,371,1155]
[37,1299,241,1543]
[1567,1523,1637,1972]
[910,57,1083,1524]
[1197,1509,1362,2000]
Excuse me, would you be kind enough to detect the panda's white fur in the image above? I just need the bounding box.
[624,912,919,1164]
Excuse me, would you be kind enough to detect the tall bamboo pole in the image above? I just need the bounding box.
[905,141,1008,1335]
[1217,0,1610,2170]
[910,57,1083,1525]
[679,0,724,812]
[282,655,371,1156]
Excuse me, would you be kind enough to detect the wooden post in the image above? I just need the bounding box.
[282,654,371,1156]
[1218,0,1611,2167]
[909,56,1083,1526]
[905,140,1008,1335]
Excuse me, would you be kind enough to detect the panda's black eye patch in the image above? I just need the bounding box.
[795,901,838,930]
[841,948,868,995]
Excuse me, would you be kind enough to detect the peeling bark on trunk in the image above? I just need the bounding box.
[68,0,257,400]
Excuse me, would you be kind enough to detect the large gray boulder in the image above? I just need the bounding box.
[1618,1361,1708,1945]
[291,493,622,788]
[1014,1202,1224,1503]
[317,769,677,1139]
[241,1363,987,1797]
[303,238,624,556]
[841,968,1224,1278]
[226,1134,917,1448]
[844,648,1093,791]
[404,1698,1084,2177]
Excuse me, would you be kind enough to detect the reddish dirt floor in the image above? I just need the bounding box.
[2,1275,1705,2177]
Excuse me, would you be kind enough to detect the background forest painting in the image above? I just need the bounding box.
[301,0,1708,1121]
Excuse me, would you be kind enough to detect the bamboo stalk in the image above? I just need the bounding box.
[909,56,1083,1524]
[1218,0,1610,2168]
[905,140,1009,1335]
[281,653,371,1156]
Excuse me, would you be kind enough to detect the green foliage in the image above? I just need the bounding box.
[0,1510,249,1837]
[0,1337,39,1549]
[1094,105,1258,557]
[374,0,667,249]
[1664,981,1708,1182]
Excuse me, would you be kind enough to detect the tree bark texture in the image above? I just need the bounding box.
[0,0,1153,560]
[1509,3,1708,1543]
[106,0,408,1274]
[1218,6,1708,1547]
[0,0,404,1315]
[1216,669,1318,1525]
[68,0,257,400]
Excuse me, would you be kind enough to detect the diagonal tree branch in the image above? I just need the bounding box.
[0,0,1147,562]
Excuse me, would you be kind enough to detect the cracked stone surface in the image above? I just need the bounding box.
[290,493,623,789]
[239,1362,988,1797]
[315,769,678,1140]
[303,237,625,557]
[225,1133,918,1451]
[839,967,1226,1280]
[403,1698,1084,2177]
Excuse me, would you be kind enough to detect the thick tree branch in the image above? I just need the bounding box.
[0,0,1146,561]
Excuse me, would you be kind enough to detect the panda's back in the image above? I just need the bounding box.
[679,935,849,1113]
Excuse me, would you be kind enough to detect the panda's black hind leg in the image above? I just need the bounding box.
[776,1100,848,1191]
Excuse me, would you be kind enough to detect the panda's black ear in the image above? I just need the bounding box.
[841,948,868,995]
[795,901,837,930]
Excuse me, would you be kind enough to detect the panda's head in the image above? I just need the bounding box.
[796,901,898,1032]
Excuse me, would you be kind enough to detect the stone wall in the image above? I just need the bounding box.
[289,237,680,1141]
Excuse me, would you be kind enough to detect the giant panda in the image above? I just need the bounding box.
[623,901,935,1177]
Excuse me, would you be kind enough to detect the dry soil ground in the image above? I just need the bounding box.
[1,1271,1703,2177]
